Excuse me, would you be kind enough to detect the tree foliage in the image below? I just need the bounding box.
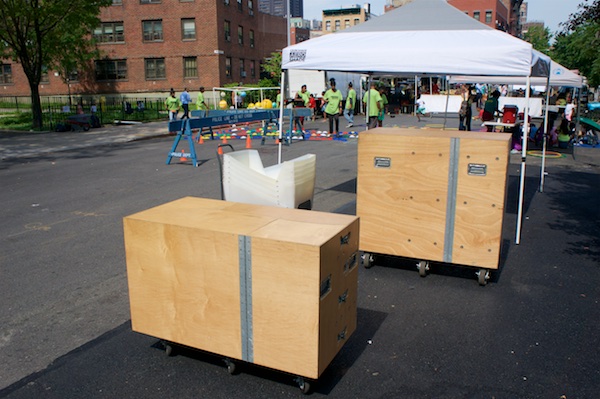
[552,0,600,86]
[261,52,282,86]
[0,0,111,129]
[523,25,551,54]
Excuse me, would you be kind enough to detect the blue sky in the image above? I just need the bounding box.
[303,0,583,35]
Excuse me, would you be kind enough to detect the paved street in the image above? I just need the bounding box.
[0,114,598,398]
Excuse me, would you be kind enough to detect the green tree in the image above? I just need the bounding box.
[0,0,111,129]
[523,25,551,54]
[551,0,600,86]
[261,52,282,86]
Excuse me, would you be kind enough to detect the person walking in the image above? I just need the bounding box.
[180,88,191,119]
[323,79,343,136]
[196,87,208,111]
[344,82,356,127]
[165,89,180,122]
[362,82,382,129]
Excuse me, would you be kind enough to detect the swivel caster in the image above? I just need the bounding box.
[477,268,490,286]
[417,260,430,277]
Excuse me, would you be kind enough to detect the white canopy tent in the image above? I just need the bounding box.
[449,53,584,194]
[279,0,550,244]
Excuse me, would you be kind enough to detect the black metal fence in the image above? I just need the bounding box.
[0,95,167,130]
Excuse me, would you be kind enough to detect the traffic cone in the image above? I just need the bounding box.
[218,146,223,155]
[180,148,187,162]
[198,134,204,144]
[222,135,228,145]
[245,134,252,149]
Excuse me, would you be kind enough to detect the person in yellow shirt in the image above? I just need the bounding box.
[362,82,382,129]
[323,79,343,136]
[165,89,180,121]
[196,87,208,111]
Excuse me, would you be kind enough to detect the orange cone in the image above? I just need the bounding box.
[218,146,223,155]
[222,135,228,145]
[180,148,187,162]
[198,134,204,144]
[245,134,252,149]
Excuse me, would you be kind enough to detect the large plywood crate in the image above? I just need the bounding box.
[123,197,359,380]
[357,128,511,271]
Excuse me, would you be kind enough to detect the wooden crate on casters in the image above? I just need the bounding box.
[357,128,511,285]
[123,197,359,393]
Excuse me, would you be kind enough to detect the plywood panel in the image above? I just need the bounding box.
[318,221,359,375]
[357,130,449,260]
[251,236,321,378]
[452,137,510,268]
[124,219,242,359]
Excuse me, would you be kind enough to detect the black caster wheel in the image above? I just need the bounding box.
[223,358,237,375]
[417,260,430,277]
[477,268,490,286]
[295,377,311,394]
[163,341,176,357]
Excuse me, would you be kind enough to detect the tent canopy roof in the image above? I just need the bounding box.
[282,0,549,78]
[345,0,493,32]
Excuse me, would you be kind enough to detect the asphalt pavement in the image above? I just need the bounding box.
[0,112,598,398]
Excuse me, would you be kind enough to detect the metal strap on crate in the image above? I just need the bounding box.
[238,235,254,363]
[443,137,460,263]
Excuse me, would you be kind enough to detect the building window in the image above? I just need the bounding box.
[140,0,161,3]
[249,30,254,48]
[41,68,50,84]
[354,18,359,25]
[145,58,166,79]
[93,22,124,43]
[473,11,480,21]
[335,20,340,31]
[181,18,196,40]
[485,11,492,23]
[1,64,13,84]
[237,0,242,11]
[143,20,163,42]
[112,0,122,5]
[325,21,331,31]
[224,20,231,42]
[225,57,232,77]
[224,0,229,5]
[240,59,245,78]
[95,59,127,81]
[238,26,243,45]
[250,60,255,77]
[344,19,350,29]
[67,70,79,82]
[248,0,253,15]
[183,57,197,78]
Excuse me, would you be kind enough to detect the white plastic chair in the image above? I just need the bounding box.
[222,149,316,209]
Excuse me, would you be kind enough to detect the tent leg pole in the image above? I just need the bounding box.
[516,77,531,245]
[278,70,286,164]
[540,74,551,193]
[443,75,450,130]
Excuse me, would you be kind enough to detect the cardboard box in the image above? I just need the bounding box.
[357,128,511,269]
[124,197,359,379]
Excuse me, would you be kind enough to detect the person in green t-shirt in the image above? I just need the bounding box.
[196,87,208,111]
[298,85,310,107]
[362,82,382,129]
[323,79,344,136]
[165,89,180,121]
[344,82,356,128]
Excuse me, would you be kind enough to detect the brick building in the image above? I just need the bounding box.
[1,0,287,97]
